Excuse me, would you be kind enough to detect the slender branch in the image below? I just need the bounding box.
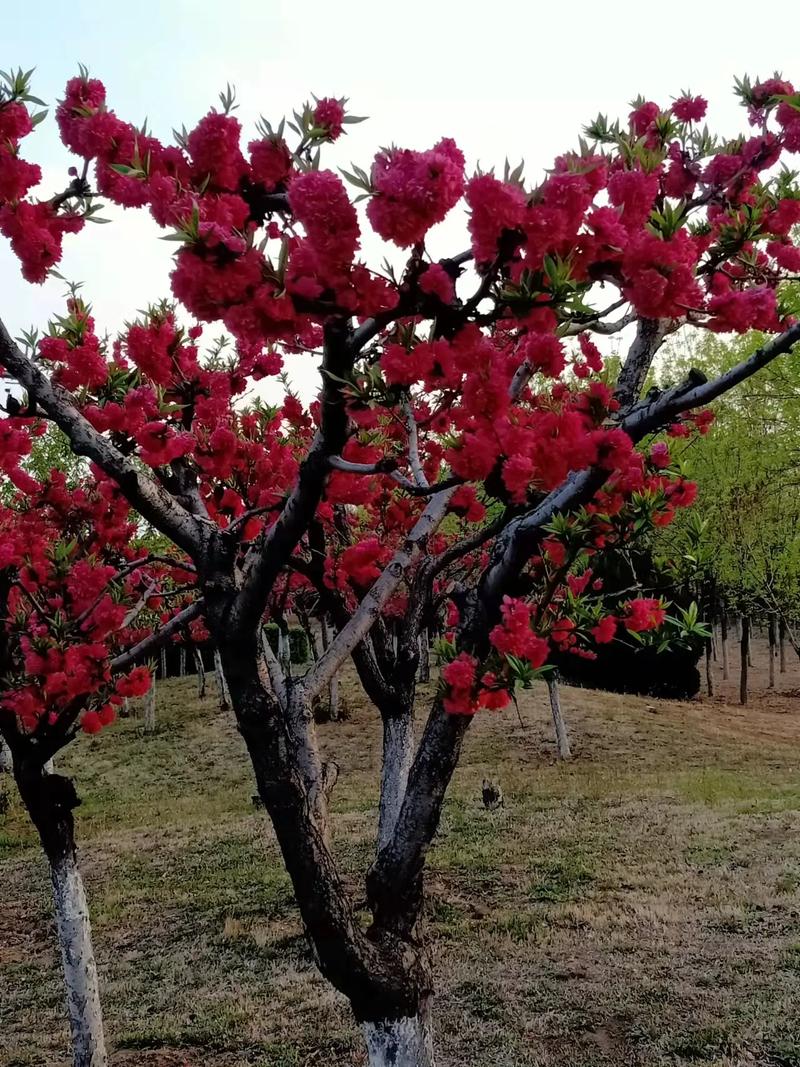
[109,601,204,673]
[403,398,429,488]
[298,488,456,702]
[233,319,353,631]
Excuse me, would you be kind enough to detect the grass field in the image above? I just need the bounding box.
[3,641,800,1066]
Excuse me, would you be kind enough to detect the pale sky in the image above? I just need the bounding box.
[2,0,800,397]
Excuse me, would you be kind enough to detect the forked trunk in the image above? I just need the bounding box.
[16,764,107,1067]
[363,1008,435,1067]
[546,673,571,759]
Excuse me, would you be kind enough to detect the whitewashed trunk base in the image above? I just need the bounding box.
[51,853,108,1066]
[363,1014,435,1067]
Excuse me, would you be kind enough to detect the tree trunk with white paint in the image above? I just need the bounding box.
[721,613,729,680]
[546,672,571,759]
[193,647,206,698]
[16,764,108,1067]
[143,676,156,734]
[363,1011,435,1067]
[378,713,415,850]
[213,648,231,710]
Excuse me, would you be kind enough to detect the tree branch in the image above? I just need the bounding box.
[0,318,205,559]
[109,600,204,673]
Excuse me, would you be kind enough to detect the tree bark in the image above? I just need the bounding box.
[15,764,107,1067]
[416,632,430,684]
[179,647,186,678]
[740,617,750,706]
[780,618,787,674]
[705,638,714,697]
[363,1008,435,1067]
[0,736,12,773]
[319,616,339,720]
[379,713,416,850]
[768,616,777,689]
[160,646,167,680]
[721,613,730,680]
[213,648,231,710]
[193,647,206,698]
[143,676,156,734]
[546,673,571,759]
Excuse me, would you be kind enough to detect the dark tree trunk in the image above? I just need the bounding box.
[14,760,107,1067]
[740,617,750,706]
[218,639,433,1036]
[768,616,777,688]
[705,638,714,697]
[721,613,729,680]
[780,618,787,674]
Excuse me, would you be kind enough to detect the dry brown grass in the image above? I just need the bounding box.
[3,637,800,1066]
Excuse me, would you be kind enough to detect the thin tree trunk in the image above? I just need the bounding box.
[705,638,714,697]
[379,713,416,850]
[780,618,787,674]
[319,616,338,720]
[16,766,107,1067]
[143,676,156,734]
[769,616,777,689]
[0,736,12,773]
[721,614,730,680]
[416,631,430,684]
[193,647,206,698]
[546,672,571,759]
[160,646,167,680]
[179,647,186,678]
[740,617,750,706]
[213,648,231,710]
[363,1008,435,1067]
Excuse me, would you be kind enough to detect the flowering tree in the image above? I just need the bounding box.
[2,66,800,1065]
[0,419,198,1066]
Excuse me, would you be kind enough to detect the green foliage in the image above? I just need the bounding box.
[262,624,310,664]
[655,327,800,617]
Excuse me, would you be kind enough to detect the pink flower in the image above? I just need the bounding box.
[367,138,465,247]
[672,95,707,123]
[313,97,346,141]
